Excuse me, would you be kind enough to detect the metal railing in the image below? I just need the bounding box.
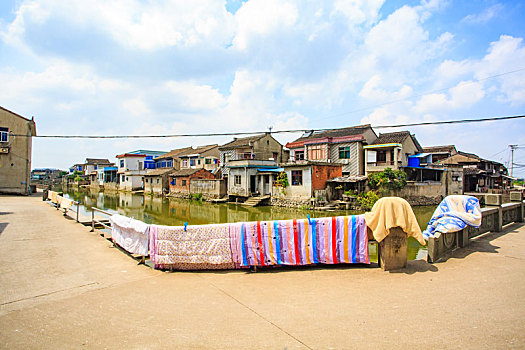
[90,207,113,232]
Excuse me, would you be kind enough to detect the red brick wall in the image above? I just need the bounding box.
[311,165,342,191]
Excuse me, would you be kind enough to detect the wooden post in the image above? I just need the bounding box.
[378,226,407,271]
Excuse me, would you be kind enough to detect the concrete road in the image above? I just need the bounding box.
[1,194,524,349]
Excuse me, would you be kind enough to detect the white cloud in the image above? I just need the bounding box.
[1,0,236,50]
[232,0,298,50]
[462,4,503,24]
[331,0,385,26]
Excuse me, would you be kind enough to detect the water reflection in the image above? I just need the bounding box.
[63,188,436,261]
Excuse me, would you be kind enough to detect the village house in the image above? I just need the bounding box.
[286,124,377,176]
[178,144,220,173]
[152,147,192,170]
[168,168,215,197]
[363,131,423,175]
[272,161,342,206]
[116,150,166,191]
[0,106,36,195]
[219,133,288,177]
[226,159,282,199]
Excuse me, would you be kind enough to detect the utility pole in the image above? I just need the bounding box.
[510,144,518,177]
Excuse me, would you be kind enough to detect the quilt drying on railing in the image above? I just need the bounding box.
[149,223,236,270]
[109,214,150,256]
[229,215,369,267]
[422,195,482,239]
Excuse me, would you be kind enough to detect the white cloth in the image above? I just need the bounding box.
[60,197,74,210]
[109,214,150,256]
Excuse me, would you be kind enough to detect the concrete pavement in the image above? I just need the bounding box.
[1,194,524,349]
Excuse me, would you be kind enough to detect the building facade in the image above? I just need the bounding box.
[364,131,423,174]
[0,106,36,195]
[285,125,377,176]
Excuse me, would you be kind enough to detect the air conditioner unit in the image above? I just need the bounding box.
[0,147,9,154]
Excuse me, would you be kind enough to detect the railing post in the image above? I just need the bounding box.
[76,203,79,223]
[378,227,407,270]
[486,194,503,232]
[457,228,469,248]
[91,208,95,232]
[510,192,524,223]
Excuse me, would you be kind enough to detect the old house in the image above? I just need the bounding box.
[116,150,166,191]
[0,106,36,195]
[84,158,113,186]
[285,124,377,176]
[422,145,458,164]
[219,133,288,177]
[178,144,220,172]
[364,131,423,174]
[168,168,216,197]
[439,151,512,193]
[226,159,281,199]
[144,168,175,195]
[272,161,342,206]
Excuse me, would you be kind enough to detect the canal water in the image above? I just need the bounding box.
[62,188,436,262]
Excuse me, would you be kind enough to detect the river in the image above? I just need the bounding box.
[62,188,436,262]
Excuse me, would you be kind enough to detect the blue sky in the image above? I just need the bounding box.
[1,0,524,177]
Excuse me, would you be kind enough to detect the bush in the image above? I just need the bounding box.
[368,168,407,191]
[356,191,379,210]
[191,193,203,201]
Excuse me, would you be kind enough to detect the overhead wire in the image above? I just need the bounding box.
[13,114,525,139]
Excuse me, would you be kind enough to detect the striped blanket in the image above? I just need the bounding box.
[230,215,369,267]
[422,195,482,239]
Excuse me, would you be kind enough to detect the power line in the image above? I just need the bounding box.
[311,66,525,122]
[14,114,525,139]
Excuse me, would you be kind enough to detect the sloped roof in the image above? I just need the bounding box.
[372,131,423,152]
[464,167,484,176]
[177,144,218,157]
[155,147,193,160]
[290,124,372,144]
[85,158,112,165]
[423,145,457,154]
[170,168,208,177]
[439,153,480,165]
[219,134,266,150]
[0,105,37,135]
[144,168,176,176]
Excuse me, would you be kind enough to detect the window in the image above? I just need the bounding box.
[225,154,231,163]
[0,127,8,142]
[291,170,303,186]
[205,158,211,165]
[190,159,195,166]
[120,160,124,168]
[390,150,395,163]
[167,160,173,167]
[234,175,241,185]
[138,161,143,170]
[295,150,305,161]
[339,146,351,159]
[126,177,129,181]
[273,152,278,160]
[145,178,149,183]
[157,179,159,184]
[94,165,98,170]
[172,178,176,185]
[198,159,201,165]
[122,175,125,182]
[308,145,325,160]
[182,180,187,186]
[241,152,252,159]
[377,150,386,162]
[183,160,188,167]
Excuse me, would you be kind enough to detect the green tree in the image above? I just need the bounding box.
[367,168,407,191]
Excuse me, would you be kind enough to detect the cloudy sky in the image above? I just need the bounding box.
[1,0,524,176]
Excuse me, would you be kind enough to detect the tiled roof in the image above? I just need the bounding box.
[290,124,372,144]
[439,153,480,165]
[464,167,484,176]
[85,158,112,165]
[372,131,423,152]
[144,168,176,176]
[170,168,205,177]
[155,147,193,160]
[177,144,218,157]
[422,145,457,154]
[219,134,266,150]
